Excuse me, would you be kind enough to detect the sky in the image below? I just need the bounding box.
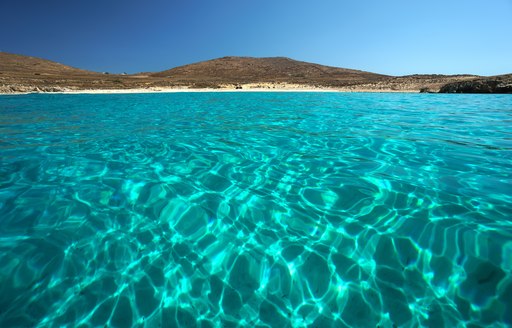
[1,0,511,76]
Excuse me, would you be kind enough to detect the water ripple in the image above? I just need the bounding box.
[0,92,511,327]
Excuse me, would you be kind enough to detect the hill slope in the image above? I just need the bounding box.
[0,52,154,93]
[0,52,97,76]
[151,56,387,87]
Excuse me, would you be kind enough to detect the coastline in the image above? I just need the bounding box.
[0,86,420,95]
[2,53,509,95]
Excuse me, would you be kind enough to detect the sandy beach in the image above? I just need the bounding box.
[1,86,420,95]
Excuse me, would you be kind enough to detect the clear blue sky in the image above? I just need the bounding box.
[1,0,511,75]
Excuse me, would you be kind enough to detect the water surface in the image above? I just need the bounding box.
[1,92,511,327]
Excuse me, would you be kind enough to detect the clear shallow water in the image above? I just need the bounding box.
[0,92,511,327]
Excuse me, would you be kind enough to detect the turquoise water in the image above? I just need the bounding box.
[0,92,511,327]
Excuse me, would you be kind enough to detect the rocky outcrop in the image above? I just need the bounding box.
[0,85,72,94]
[439,74,512,93]
[334,75,478,93]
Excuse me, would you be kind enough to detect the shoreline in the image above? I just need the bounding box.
[0,87,421,95]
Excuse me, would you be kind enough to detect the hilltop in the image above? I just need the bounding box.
[150,56,387,88]
[1,52,506,93]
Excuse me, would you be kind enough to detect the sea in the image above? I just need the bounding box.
[0,92,511,327]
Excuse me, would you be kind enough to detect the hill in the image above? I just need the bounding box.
[0,52,161,93]
[0,52,97,76]
[150,56,387,88]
